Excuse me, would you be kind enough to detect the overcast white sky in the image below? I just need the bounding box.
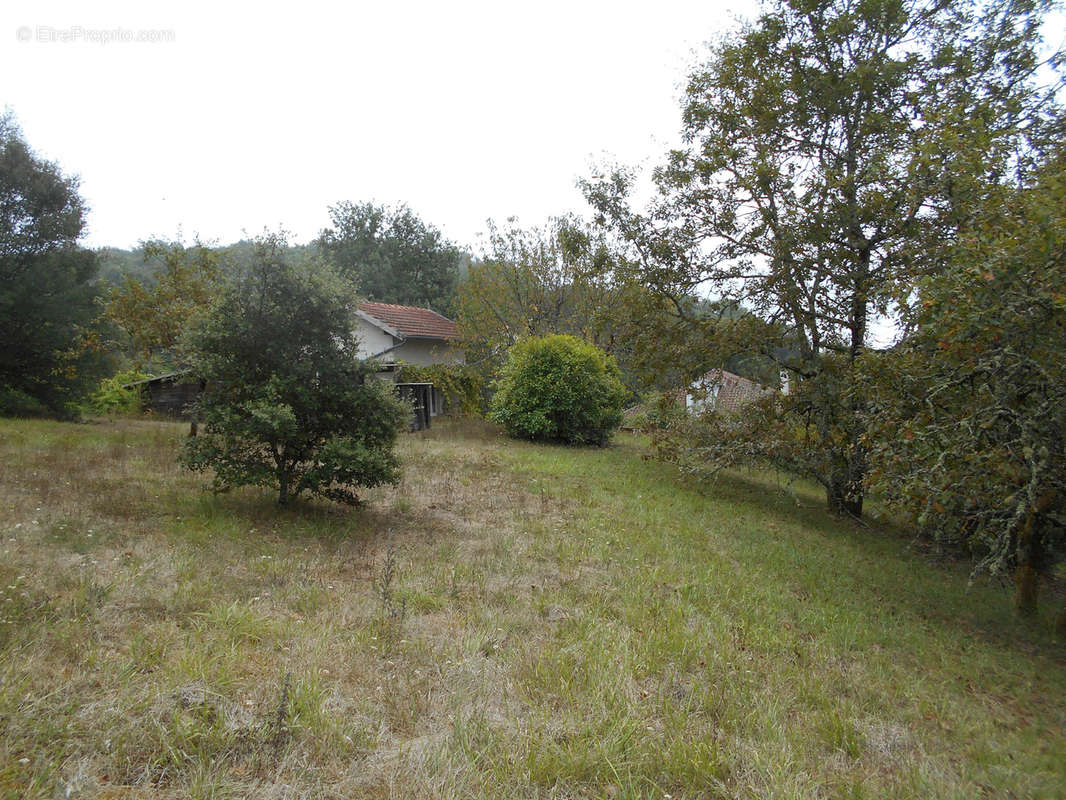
[2,0,761,251]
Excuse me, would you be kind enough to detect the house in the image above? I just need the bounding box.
[684,369,773,414]
[354,301,462,367]
[354,302,463,427]
[128,302,464,428]
[620,369,773,430]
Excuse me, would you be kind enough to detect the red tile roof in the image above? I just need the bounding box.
[697,369,774,412]
[357,301,458,341]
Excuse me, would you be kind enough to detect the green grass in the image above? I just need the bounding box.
[0,416,1063,798]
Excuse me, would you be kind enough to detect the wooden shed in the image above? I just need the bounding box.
[124,371,202,420]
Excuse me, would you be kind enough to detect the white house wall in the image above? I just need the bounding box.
[685,379,720,413]
[354,317,397,359]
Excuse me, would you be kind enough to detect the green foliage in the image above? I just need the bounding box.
[394,363,485,417]
[0,386,49,418]
[179,232,407,506]
[220,237,315,273]
[317,201,463,314]
[95,244,167,286]
[583,0,1060,516]
[864,148,1066,612]
[0,112,106,418]
[104,239,225,372]
[490,335,627,446]
[456,216,663,395]
[457,218,607,352]
[80,370,148,417]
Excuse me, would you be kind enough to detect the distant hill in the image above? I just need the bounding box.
[94,240,314,288]
[95,246,165,285]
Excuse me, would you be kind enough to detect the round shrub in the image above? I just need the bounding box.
[490,334,627,445]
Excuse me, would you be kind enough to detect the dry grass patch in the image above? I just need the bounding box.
[0,418,1063,798]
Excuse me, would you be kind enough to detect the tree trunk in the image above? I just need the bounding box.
[826,481,864,517]
[826,446,865,518]
[187,380,205,437]
[1014,564,1039,616]
[814,385,867,519]
[1014,511,1042,616]
[278,470,290,506]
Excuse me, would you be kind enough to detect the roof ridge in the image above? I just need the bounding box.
[359,300,451,316]
[356,300,458,340]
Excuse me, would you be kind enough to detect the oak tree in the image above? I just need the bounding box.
[317,201,464,314]
[179,233,407,506]
[104,239,224,372]
[456,218,603,353]
[455,216,660,392]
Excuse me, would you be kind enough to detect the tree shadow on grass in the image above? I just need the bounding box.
[178,486,406,548]
[626,453,1066,662]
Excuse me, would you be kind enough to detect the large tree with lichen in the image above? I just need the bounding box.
[583,0,1061,517]
[865,145,1066,619]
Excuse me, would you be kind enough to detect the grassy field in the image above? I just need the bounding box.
[0,417,1063,799]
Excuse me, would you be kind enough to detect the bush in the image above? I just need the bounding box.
[179,233,407,506]
[80,370,147,417]
[489,334,627,445]
[0,386,48,418]
[621,390,687,433]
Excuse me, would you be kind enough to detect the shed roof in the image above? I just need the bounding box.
[122,370,192,389]
[357,302,458,341]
